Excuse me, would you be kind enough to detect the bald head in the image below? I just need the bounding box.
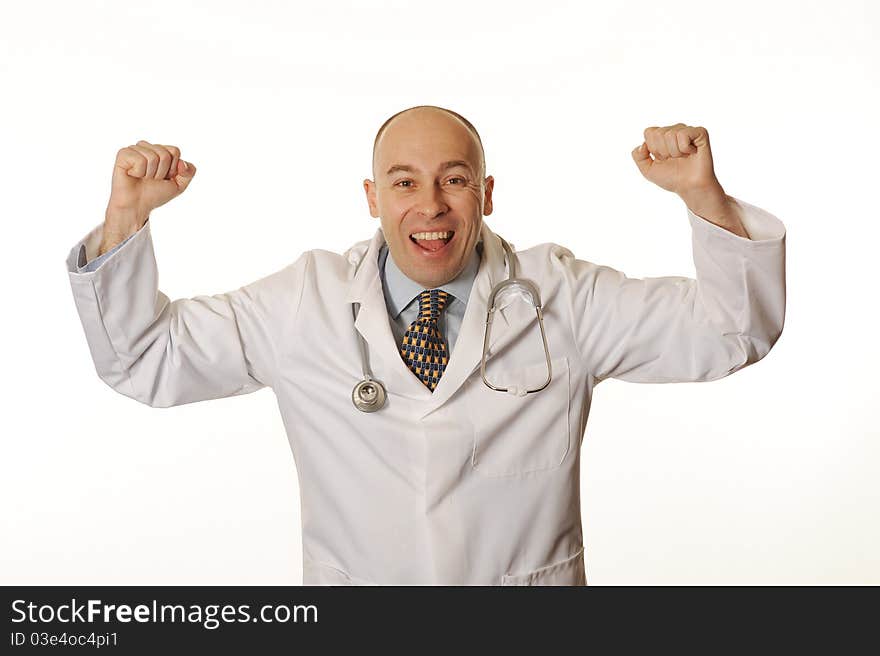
[362,104,495,288]
[371,105,486,182]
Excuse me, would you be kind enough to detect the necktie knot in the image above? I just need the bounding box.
[417,289,449,322]
[400,288,451,392]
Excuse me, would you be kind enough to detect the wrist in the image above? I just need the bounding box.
[681,189,749,239]
[679,182,727,214]
[681,184,732,219]
[100,205,149,255]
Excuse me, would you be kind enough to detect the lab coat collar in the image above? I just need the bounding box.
[343,219,521,416]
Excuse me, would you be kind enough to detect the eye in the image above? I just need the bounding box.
[394,180,413,188]
[447,177,466,185]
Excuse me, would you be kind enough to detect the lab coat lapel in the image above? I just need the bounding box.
[344,228,434,402]
[421,221,520,417]
[343,222,527,412]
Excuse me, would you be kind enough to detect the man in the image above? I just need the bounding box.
[66,105,786,585]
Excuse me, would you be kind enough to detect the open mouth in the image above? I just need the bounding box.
[409,230,455,254]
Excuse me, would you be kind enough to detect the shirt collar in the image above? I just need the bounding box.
[379,238,482,319]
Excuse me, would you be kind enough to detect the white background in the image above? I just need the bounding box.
[2,0,877,585]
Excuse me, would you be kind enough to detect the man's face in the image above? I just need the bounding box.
[364,109,494,289]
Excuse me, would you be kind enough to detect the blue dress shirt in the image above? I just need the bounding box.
[77,231,482,355]
[77,234,131,272]
[378,240,481,355]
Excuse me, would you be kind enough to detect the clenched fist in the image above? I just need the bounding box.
[631,124,748,238]
[631,124,722,199]
[100,141,197,256]
[109,140,197,215]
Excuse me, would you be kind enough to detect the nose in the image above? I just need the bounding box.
[415,181,449,219]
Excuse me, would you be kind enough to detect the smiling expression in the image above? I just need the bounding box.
[364,106,494,289]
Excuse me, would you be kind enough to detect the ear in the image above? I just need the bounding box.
[363,179,379,218]
[482,175,494,216]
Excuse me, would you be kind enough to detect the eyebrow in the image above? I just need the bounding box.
[385,160,473,177]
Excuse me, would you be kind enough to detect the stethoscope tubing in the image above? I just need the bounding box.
[351,237,552,412]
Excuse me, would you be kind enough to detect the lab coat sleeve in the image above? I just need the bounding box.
[76,234,132,272]
[565,195,786,384]
[65,218,299,408]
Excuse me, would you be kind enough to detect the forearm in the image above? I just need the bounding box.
[680,188,750,239]
[99,205,150,256]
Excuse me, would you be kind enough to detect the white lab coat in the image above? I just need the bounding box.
[65,196,786,585]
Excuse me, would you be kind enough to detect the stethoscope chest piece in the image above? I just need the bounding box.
[352,378,387,412]
[351,301,388,413]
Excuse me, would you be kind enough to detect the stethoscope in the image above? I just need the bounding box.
[351,237,552,412]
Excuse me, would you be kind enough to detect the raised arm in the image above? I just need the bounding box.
[66,142,306,407]
[566,124,787,383]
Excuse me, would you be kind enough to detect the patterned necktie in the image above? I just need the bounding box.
[400,289,450,392]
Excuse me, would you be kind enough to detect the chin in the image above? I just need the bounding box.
[418,263,462,288]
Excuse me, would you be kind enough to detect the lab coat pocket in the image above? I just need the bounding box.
[466,356,571,477]
[502,546,587,586]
